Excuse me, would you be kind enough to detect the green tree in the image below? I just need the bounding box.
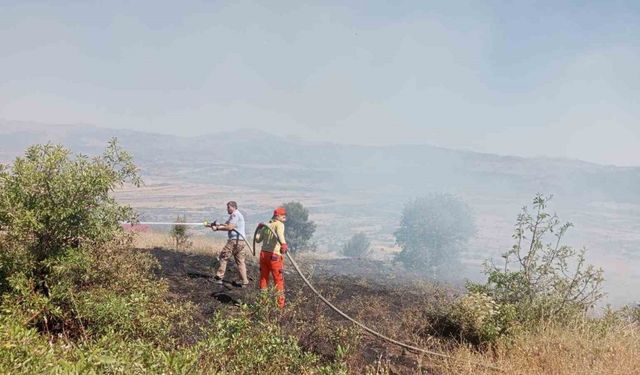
[469,194,604,324]
[282,201,316,252]
[342,232,371,258]
[394,193,475,278]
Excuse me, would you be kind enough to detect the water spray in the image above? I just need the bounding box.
[122,221,213,226]
[120,220,256,256]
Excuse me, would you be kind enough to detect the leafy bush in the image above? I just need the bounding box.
[394,193,475,277]
[419,290,516,346]
[469,194,604,327]
[450,292,517,345]
[282,201,316,252]
[342,232,371,258]
[0,141,193,341]
[0,140,140,293]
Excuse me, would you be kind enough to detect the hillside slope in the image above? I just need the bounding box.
[2,120,639,204]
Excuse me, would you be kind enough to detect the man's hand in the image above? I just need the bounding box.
[208,220,218,231]
[280,243,288,255]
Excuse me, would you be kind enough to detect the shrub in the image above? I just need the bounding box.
[170,215,192,250]
[0,140,140,294]
[342,232,371,258]
[469,194,604,327]
[0,140,162,335]
[450,292,518,345]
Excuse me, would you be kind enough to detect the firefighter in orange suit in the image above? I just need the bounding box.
[258,207,288,308]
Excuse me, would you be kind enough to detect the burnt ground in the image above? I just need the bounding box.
[146,247,461,374]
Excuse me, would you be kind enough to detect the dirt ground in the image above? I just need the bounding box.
[146,247,458,374]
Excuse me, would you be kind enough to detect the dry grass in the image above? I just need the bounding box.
[131,230,264,271]
[441,320,640,375]
[132,231,231,256]
[279,271,640,374]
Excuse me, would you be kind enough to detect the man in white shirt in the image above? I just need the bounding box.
[211,201,249,287]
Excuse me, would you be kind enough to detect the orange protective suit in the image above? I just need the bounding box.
[259,219,287,308]
[259,250,285,308]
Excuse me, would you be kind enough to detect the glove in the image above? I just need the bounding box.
[280,243,289,254]
[209,220,218,231]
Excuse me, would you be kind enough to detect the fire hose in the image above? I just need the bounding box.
[255,223,504,373]
[123,220,504,372]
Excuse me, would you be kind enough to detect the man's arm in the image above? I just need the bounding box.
[213,222,237,231]
[212,214,237,231]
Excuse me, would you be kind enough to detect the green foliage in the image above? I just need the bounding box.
[282,201,316,252]
[394,193,475,277]
[420,289,510,346]
[73,284,193,345]
[469,194,604,328]
[193,306,325,374]
[170,215,192,250]
[0,140,159,335]
[448,292,518,345]
[0,140,141,294]
[0,303,340,375]
[342,232,371,258]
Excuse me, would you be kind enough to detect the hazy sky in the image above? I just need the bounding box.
[1,1,639,166]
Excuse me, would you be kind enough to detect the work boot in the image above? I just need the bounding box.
[232,281,249,288]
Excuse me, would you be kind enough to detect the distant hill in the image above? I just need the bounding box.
[2,119,639,204]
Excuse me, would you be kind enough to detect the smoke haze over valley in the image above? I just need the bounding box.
[2,120,639,307]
